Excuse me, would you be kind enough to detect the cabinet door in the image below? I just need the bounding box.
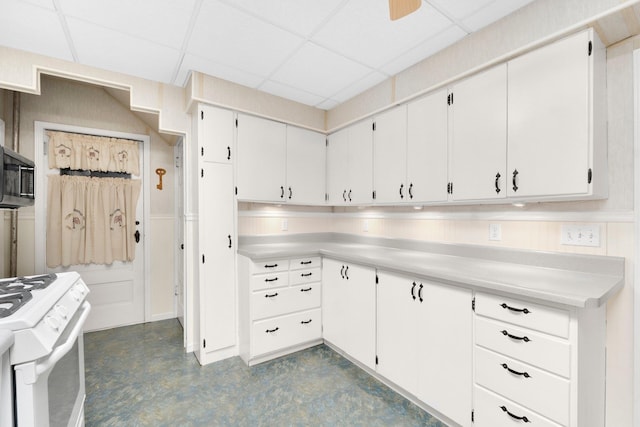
[450,64,507,201]
[407,90,449,203]
[200,162,235,352]
[376,272,419,395]
[508,31,591,198]
[286,126,326,205]
[198,104,234,164]
[236,114,286,202]
[347,120,374,204]
[373,106,407,204]
[418,282,472,427]
[322,259,376,369]
[326,128,349,205]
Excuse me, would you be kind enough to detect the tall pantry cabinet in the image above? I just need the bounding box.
[194,104,237,365]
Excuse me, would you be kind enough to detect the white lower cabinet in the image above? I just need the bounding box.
[322,258,376,370]
[474,292,606,427]
[377,271,473,427]
[238,255,322,365]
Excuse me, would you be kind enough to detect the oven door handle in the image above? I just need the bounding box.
[34,301,91,380]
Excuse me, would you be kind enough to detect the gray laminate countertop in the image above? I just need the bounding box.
[237,233,624,309]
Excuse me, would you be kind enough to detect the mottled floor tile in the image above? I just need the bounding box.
[84,319,446,427]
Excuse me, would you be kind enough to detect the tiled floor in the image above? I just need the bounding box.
[84,319,445,426]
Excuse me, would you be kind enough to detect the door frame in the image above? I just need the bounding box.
[174,137,186,342]
[633,48,640,427]
[33,121,151,322]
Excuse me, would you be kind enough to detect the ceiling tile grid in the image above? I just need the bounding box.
[0,0,535,109]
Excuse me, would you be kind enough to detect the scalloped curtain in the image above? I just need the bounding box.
[45,131,141,268]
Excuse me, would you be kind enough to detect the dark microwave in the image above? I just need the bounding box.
[0,146,35,208]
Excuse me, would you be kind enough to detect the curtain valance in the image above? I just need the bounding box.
[46,175,141,268]
[47,130,140,175]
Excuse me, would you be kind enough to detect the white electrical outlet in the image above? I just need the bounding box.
[281,219,288,231]
[363,219,369,232]
[561,224,600,247]
[489,224,502,241]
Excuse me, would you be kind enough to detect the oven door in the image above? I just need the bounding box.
[13,302,90,427]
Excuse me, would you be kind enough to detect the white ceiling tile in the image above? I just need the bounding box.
[427,0,493,21]
[67,18,181,83]
[177,53,265,88]
[187,0,304,78]
[58,0,196,49]
[223,0,345,37]
[380,25,467,76]
[259,80,325,106]
[0,1,73,61]
[316,98,340,110]
[329,71,388,102]
[461,0,534,32]
[312,0,453,68]
[271,42,373,99]
[18,0,55,10]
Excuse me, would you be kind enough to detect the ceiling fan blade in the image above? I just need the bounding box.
[389,0,422,21]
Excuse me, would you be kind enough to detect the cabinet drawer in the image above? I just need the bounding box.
[475,316,571,378]
[252,309,322,357]
[250,259,289,274]
[252,284,321,320]
[475,347,569,425]
[474,386,563,427]
[475,293,570,338]
[289,268,321,285]
[251,272,289,291]
[289,256,321,270]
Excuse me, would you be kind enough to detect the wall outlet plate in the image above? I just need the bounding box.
[363,219,369,232]
[561,224,600,247]
[281,219,288,231]
[489,224,502,241]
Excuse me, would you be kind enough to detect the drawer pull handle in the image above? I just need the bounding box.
[265,293,278,298]
[411,282,417,300]
[500,303,531,314]
[265,327,279,333]
[501,363,531,378]
[300,260,312,265]
[340,265,345,279]
[264,277,278,283]
[500,406,530,423]
[501,330,531,342]
[345,265,349,280]
[301,319,312,324]
[300,287,312,292]
[301,272,313,277]
[418,283,423,303]
[264,264,278,268]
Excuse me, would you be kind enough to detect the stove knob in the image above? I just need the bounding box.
[70,289,81,301]
[73,283,87,295]
[54,304,69,319]
[44,314,61,331]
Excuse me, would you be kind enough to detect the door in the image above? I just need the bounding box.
[199,105,234,164]
[200,162,236,352]
[407,90,449,203]
[373,106,407,204]
[35,123,147,332]
[376,271,419,394]
[347,120,374,205]
[507,30,591,198]
[236,113,286,202]
[174,140,185,329]
[286,126,326,205]
[326,128,349,205]
[450,64,507,201]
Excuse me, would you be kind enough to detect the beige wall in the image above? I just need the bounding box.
[8,76,176,319]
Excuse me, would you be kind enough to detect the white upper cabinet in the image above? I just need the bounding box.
[507,29,606,200]
[236,114,287,202]
[198,105,235,164]
[450,64,508,202]
[327,120,374,205]
[286,126,326,205]
[373,105,407,204]
[407,89,449,203]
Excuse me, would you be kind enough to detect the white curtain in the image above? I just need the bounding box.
[47,130,140,175]
[46,175,141,268]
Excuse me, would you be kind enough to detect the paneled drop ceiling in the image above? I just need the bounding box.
[0,0,535,109]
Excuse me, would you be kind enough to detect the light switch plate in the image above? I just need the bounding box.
[561,224,600,247]
[281,219,288,231]
[363,219,369,232]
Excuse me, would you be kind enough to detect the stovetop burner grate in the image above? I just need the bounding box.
[0,291,33,318]
[0,273,57,318]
